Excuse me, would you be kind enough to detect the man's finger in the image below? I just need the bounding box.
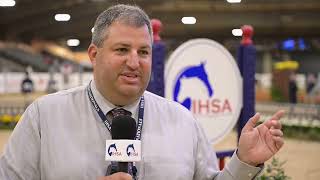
[273,136,284,150]
[270,129,283,137]
[242,113,260,132]
[263,110,285,129]
[270,110,285,121]
[272,120,282,129]
[264,118,283,130]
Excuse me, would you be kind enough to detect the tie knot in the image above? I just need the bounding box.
[108,108,132,119]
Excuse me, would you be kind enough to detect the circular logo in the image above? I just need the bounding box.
[165,39,242,144]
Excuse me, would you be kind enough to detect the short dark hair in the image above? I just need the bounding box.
[91,4,153,47]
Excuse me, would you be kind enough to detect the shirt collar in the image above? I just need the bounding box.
[90,80,140,119]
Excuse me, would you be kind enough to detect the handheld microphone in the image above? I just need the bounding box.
[111,115,137,140]
[106,115,141,177]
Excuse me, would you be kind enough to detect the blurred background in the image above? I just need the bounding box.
[1,0,320,179]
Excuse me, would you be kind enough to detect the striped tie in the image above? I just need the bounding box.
[106,108,132,123]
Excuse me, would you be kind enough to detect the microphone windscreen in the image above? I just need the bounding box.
[111,115,137,140]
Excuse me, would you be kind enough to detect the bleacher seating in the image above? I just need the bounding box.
[0,41,92,72]
[0,56,26,72]
[0,47,49,72]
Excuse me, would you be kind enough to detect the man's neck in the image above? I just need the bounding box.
[93,80,140,106]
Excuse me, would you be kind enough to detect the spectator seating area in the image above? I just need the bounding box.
[0,41,92,72]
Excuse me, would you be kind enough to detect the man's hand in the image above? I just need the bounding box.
[97,172,132,180]
[237,110,285,166]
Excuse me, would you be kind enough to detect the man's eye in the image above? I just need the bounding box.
[116,48,128,53]
[139,50,149,56]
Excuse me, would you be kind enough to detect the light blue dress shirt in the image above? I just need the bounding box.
[0,81,262,180]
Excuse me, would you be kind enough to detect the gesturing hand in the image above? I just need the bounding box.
[237,110,285,166]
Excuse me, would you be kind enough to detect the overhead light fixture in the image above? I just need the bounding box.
[181,17,196,25]
[67,39,80,47]
[0,0,16,7]
[55,14,71,22]
[232,29,243,36]
[227,0,241,3]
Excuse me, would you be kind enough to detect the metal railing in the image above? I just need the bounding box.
[256,102,320,127]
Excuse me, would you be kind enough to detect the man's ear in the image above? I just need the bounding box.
[88,44,98,66]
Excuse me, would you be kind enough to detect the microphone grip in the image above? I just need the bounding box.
[118,162,129,173]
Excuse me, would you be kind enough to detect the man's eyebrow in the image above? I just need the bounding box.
[112,42,151,49]
[140,44,152,49]
[113,43,130,47]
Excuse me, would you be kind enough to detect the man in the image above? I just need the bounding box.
[0,4,284,180]
[21,71,34,94]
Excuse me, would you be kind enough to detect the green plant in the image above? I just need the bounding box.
[257,157,291,180]
[282,124,320,141]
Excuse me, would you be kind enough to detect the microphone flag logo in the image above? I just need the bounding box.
[108,143,121,156]
[126,144,138,157]
[105,140,141,161]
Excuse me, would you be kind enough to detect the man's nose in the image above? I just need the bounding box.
[126,51,139,69]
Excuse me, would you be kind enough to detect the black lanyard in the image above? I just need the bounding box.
[87,81,145,140]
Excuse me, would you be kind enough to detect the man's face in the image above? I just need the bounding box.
[88,21,152,105]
